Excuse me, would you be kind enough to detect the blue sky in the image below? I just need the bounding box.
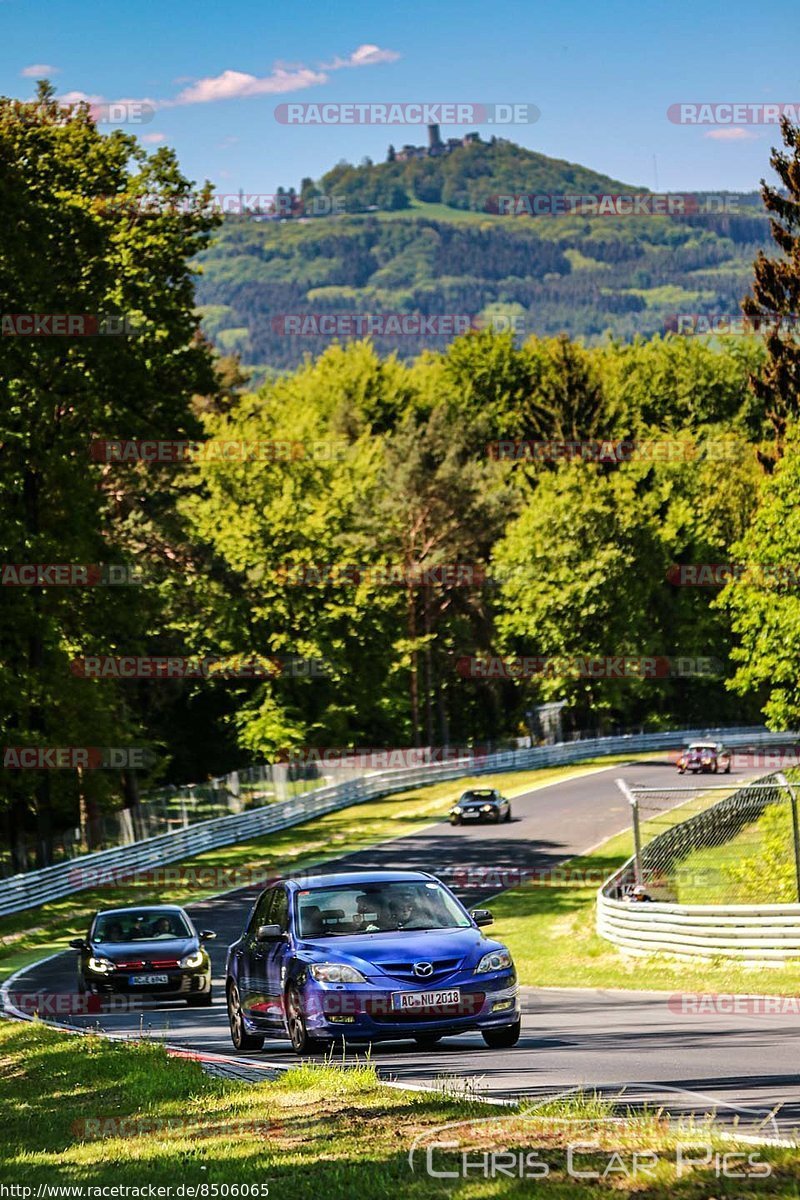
[1,0,796,195]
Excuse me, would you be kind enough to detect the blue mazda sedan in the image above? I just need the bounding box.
[225,870,520,1054]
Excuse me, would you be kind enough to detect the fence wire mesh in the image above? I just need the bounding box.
[615,772,800,904]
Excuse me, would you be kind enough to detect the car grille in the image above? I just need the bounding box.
[368,992,485,1023]
[114,958,180,970]
[381,958,462,982]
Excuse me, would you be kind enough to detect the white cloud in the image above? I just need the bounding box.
[58,89,104,104]
[172,66,326,106]
[21,63,59,77]
[141,132,166,144]
[321,43,401,70]
[704,127,759,141]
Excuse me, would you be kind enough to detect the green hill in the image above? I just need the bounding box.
[194,138,770,374]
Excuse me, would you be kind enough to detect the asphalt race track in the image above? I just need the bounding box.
[7,757,799,1135]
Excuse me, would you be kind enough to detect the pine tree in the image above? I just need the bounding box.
[742,117,800,467]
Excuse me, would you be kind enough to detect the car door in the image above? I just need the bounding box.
[239,889,276,1018]
[264,887,292,1027]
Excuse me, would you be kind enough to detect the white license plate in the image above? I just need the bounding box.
[462,811,480,818]
[392,988,461,1010]
[129,974,169,986]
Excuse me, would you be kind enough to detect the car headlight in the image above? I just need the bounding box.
[451,806,462,812]
[87,955,115,974]
[178,949,205,969]
[481,804,494,812]
[309,963,367,983]
[475,949,513,974]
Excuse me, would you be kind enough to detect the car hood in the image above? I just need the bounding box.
[90,938,197,961]
[297,927,503,973]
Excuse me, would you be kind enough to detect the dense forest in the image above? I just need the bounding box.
[196,190,771,372]
[3,88,800,865]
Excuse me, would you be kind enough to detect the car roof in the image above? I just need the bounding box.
[687,741,719,748]
[282,870,437,890]
[94,905,188,916]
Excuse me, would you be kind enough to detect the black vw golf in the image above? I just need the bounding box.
[70,905,216,1005]
[449,788,511,825]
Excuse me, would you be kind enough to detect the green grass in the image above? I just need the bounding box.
[0,756,641,982]
[492,814,800,993]
[675,801,798,905]
[1,1021,797,1194]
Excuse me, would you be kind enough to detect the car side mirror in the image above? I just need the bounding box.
[471,909,493,927]
[256,923,284,941]
[68,938,86,950]
[200,930,217,940]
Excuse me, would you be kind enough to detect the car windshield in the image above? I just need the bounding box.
[461,791,495,802]
[295,881,472,938]
[688,743,717,751]
[93,910,191,943]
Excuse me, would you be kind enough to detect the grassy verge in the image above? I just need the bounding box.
[675,802,797,904]
[0,755,641,982]
[0,1020,796,1195]
[491,818,800,994]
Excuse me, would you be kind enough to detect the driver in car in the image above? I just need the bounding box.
[389,891,418,929]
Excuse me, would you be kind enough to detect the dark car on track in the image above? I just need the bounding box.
[449,788,511,825]
[225,869,520,1055]
[69,904,216,1005]
[677,741,732,775]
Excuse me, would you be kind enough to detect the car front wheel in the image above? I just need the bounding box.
[450,815,461,826]
[286,987,325,1055]
[504,807,512,822]
[227,982,264,1052]
[481,1018,521,1049]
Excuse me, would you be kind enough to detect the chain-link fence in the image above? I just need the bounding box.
[612,772,800,904]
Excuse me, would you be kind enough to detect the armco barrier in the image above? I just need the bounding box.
[0,726,791,918]
[597,771,800,963]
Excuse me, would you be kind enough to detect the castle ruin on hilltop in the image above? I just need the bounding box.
[391,124,482,162]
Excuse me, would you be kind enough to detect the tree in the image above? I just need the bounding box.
[718,429,800,727]
[0,82,219,863]
[742,118,800,466]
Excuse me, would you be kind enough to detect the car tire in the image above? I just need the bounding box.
[227,981,264,1052]
[286,987,325,1056]
[504,808,512,823]
[414,1034,444,1049]
[187,989,213,1007]
[450,815,461,826]
[678,767,685,775]
[481,1018,521,1049]
[725,763,731,774]
[491,812,501,824]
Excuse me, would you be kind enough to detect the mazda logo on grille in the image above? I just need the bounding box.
[413,961,434,978]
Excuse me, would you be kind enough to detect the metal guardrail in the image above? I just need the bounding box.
[0,725,790,918]
[597,770,800,963]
